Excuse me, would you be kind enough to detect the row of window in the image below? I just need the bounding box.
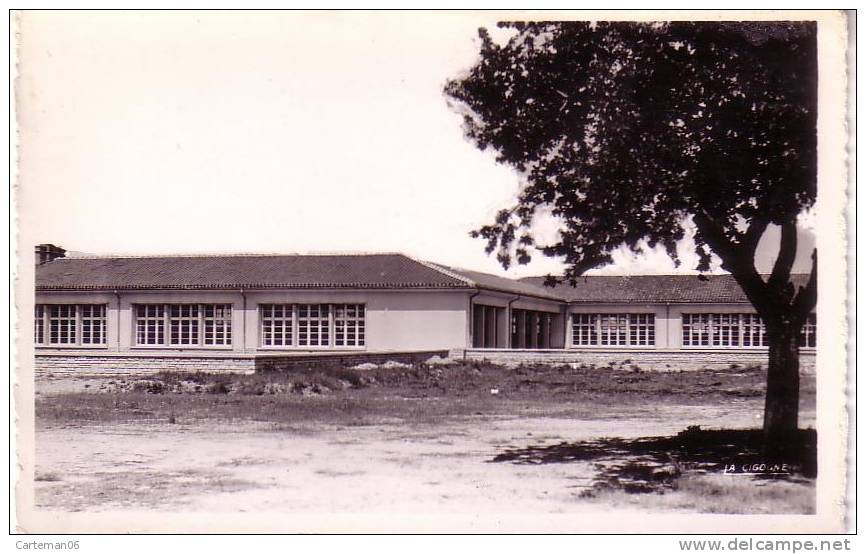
[34,304,107,346]
[260,303,365,347]
[135,304,233,347]
[570,313,817,348]
[34,303,366,348]
[33,304,817,349]
[572,313,655,346]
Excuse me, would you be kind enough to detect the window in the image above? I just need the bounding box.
[571,313,655,347]
[572,314,598,346]
[711,313,741,347]
[334,304,365,347]
[598,314,628,346]
[682,313,711,346]
[683,313,817,348]
[34,305,45,344]
[80,305,107,345]
[169,304,200,345]
[259,303,366,348]
[799,314,817,348]
[35,304,107,346]
[740,314,766,347]
[683,313,756,348]
[298,304,330,347]
[203,304,232,346]
[681,313,816,348]
[134,304,232,347]
[49,305,77,344]
[628,314,655,346]
[136,304,165,345]
[261,304,293,346]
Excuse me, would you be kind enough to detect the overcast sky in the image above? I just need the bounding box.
[16,11,815,277]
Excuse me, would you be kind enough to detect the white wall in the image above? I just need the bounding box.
[244,289,469,352]
[35,288,471,354]
[36,292,812,355]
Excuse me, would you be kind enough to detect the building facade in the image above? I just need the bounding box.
[33,244,816,373]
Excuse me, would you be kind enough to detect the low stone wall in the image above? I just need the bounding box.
[462,348,817,372]
[35,348,815,375]
[35,354,256,375]
[35,350,452,376]
[254,350,450,372]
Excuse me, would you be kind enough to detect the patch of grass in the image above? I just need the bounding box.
[36,364,815,429]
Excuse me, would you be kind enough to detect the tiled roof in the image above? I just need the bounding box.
[35,251,810,305]
[518,273,813,304]
[35,254,473,291]
[434,265,565,301]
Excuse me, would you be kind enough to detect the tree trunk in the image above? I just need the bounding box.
[762,322,801,458]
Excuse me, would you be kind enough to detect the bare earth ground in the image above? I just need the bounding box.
[34,362,816,515]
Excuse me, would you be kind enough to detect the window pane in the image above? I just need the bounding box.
[80,304,107,345]
[798,313,817,348]
[334,303,365,347]
[203,304,232,346]
[135,304,165,345]
[48,305,77,344]
[34,305,45,345]
[169,304,200,346]
[260,304,293,346]
[298,304,330,347]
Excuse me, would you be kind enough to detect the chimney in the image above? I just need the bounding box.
[35,244,66,265]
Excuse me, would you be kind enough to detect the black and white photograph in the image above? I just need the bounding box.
[12,9,852,536]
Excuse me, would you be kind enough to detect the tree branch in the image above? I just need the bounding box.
[693,211,772,314]
[792,248,818,319]
[768,221,798,290]
[741,216,769,255]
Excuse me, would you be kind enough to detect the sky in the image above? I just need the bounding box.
[15,11,816,278]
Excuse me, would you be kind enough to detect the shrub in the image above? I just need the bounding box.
[207,381,231,395]
[132,380,166,394]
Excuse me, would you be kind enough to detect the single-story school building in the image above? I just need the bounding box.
[33,244,816,373]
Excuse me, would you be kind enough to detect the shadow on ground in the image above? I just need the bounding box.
[491,427,817,495]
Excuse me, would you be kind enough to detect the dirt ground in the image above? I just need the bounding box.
[33,363,817,515]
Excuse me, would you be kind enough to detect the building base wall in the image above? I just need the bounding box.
[35,348,817,375]
[35,350,452,376]
[463,348,817,372]
[35,354,256,375]
[255,350,450,372]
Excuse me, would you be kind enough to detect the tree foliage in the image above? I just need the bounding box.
[446,21,818,444]
[446,21,815,294]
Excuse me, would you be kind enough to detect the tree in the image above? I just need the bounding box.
[445,21,817,454]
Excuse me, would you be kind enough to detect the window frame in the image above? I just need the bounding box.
[799,314,817,348]
[132,303,233,349]
[680,312,817,350]
[258,303,367,350]
[34,303,108,348]
[333,303,366,348]
[570,313,656,348]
